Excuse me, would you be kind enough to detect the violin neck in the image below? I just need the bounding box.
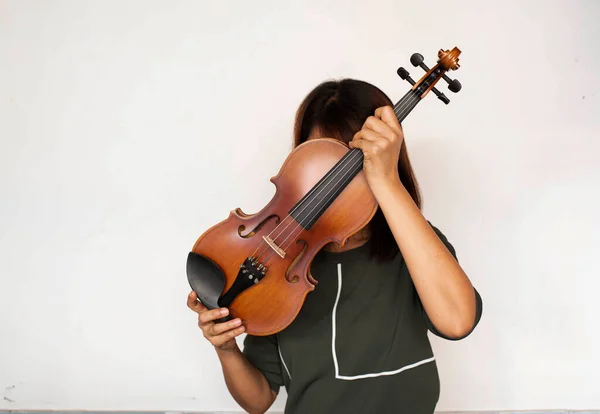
[288,89,422,230]
[393,89,421,123]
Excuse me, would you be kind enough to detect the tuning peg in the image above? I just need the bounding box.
[397,67,415,86]
[431,88,450,104]
[410,53,430,73]
[443,75,462,93]
[410,53,425,67]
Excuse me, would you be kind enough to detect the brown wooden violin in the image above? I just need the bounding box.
[187,47,463,336]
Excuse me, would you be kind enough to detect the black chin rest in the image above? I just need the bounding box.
[186,252,231,322]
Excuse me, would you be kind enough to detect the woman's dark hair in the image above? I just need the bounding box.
[293,78,422,261]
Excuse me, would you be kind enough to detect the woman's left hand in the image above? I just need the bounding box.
[349,105,404,190]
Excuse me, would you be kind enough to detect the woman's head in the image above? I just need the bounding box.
[293,78,422,260]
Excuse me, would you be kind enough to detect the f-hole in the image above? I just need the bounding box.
[285,239,308,283]
[238,214,280,238]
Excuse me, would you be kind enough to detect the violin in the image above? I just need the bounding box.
[187,47,463,336]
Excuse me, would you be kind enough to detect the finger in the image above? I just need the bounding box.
[349,137,383,158]
[363,115,394,138]
[198,307,230,324]
[210,318,243,336]
[198,317,213,332]
[353,128,388,145]
[187,291,207,313]
[364,112,402,144]
[349,137,367,150]
[352,129,390,156]
[374,106,403,135]
[210,326,246,347]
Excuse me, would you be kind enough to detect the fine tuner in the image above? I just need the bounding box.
[397,49,462,105]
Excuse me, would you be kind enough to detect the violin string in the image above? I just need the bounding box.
[255,149,365,266]
[248,118,386,263]
[260,149,364,265]
[248,89,421,268]
[393,90,420,120]
[276,150,365,254]
[259,90,421,265]
[247,143,367,261]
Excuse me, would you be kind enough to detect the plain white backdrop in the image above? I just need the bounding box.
[1,0,599,411]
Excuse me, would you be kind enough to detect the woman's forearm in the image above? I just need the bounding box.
[371,178,477,338]
[216,345,277,414]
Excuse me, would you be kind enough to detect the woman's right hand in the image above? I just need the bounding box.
[187,291,246,351]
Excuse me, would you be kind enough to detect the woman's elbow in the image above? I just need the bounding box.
[447,292,483,340]
[448,319,476,339]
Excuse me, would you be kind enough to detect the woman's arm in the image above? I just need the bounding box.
[370,179,477,338]
[216,346,278,414]
[187,292,277,413]
[350,106,479,339]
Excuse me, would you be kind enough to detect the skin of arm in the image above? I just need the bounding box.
[216,345,277,414]
[187,292,277,413]
[349,106,478,338]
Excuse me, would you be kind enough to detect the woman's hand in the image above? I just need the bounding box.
[187,291,246,351]
[349,105,403,191]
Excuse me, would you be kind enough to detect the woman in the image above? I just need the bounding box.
[187,79,483,414]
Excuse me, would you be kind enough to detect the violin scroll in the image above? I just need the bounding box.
[438,47,461,71]
[397,46,462,104]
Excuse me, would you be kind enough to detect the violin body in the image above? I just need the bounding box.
[187,138,377,335]
[187,46,462,336]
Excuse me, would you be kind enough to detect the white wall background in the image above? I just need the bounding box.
[1,0,599,411]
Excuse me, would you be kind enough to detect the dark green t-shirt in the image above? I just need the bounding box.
[243,224,483,414]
